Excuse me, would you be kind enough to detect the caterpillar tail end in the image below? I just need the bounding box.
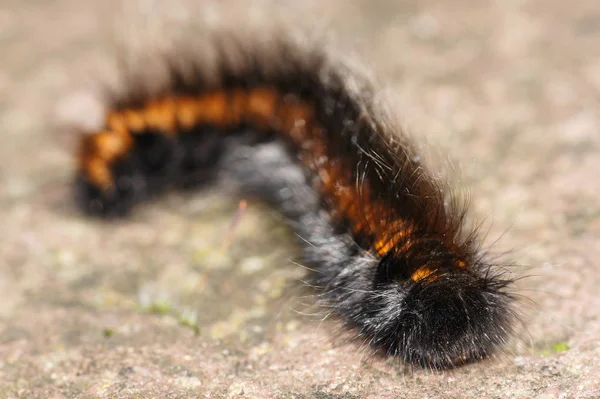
[369,268,514,369]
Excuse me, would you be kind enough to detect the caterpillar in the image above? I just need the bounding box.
[73,22,517,369]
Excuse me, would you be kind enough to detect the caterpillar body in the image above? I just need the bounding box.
[74,27,516,369]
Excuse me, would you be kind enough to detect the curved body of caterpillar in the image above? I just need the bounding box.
[74,33,515,369]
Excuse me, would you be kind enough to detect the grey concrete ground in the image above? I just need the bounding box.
[1,0,599,397]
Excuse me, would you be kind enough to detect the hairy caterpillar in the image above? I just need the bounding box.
[73,24,517,369]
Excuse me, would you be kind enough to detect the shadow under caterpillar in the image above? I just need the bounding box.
[73,28,518,369]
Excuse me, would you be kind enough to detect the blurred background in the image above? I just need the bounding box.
[0,0,599,397]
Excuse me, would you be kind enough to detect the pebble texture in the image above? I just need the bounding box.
[1,0,599,398]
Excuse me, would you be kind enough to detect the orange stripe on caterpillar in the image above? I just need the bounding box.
[245,88,279,128]
[79,131,132,189]
[144,97,178,133]
[79,88,452,259]
[80,88,317,191]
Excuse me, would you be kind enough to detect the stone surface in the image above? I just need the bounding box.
[1,0,599,397]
